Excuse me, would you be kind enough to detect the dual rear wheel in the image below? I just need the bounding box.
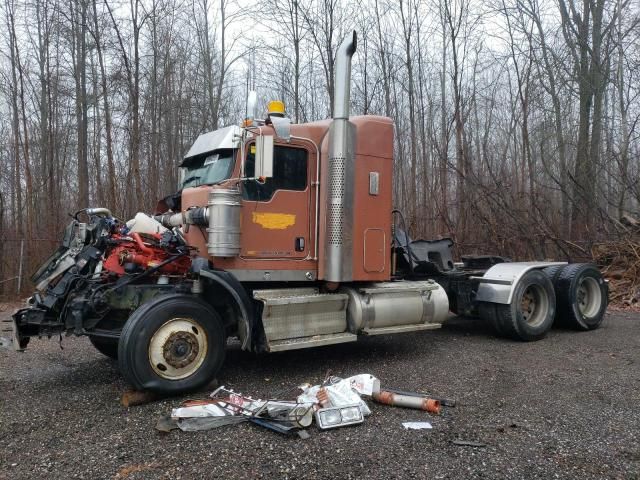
[480,264,607,341]
[554,263,607,330]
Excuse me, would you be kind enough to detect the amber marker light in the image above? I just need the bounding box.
[267,100,285,117]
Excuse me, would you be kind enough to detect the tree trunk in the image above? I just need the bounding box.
[6,0,23,237]
[92,0,117,210]
[72,0,89,208]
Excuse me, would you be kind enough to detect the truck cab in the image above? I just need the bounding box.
[177,115,394,284]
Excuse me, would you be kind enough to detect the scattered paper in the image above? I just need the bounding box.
[402,422,433,430]
[297,377,372,416]
[345,374,379,396]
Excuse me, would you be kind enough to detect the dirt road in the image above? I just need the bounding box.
[1,307,639,479]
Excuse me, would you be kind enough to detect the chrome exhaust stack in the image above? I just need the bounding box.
[323,31,357,283]
[333,31,357,121]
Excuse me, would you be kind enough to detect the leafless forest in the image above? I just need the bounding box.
[0,0,638,295]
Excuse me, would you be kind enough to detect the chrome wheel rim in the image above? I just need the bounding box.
[520,284,549,328]
[149,318,208,380]
[577,277,602,318]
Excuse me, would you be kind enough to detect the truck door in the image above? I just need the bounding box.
[240,143,313,260]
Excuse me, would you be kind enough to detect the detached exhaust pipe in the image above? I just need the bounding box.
[324,31,357,283]
[373,390,442,415]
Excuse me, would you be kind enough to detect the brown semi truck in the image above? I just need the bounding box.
[10,32,608,394]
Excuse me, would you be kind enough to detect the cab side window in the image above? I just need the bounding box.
[243,145,308,201]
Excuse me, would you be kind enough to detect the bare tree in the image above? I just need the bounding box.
[1,0,640,295]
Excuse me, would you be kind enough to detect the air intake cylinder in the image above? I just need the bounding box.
[207,188,241,257]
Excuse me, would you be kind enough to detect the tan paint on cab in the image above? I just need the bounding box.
[252,212,296,230]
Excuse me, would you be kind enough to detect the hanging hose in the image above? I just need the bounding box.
[392,209,416,275]
[87,251,189,313]
[111,252,189,290]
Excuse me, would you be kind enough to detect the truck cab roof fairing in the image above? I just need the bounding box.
[182,125,242,163]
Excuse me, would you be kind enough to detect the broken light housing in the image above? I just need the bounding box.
[315,404,364,430]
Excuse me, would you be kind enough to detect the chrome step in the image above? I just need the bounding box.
[362,323,442,336]
[268,332,358,352]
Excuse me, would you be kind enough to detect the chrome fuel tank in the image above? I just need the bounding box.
[342,280,449,333]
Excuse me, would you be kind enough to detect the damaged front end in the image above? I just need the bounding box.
[11,208,193,350]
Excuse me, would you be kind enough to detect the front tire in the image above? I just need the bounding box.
[118,294,226,394]
[89,336,118,359]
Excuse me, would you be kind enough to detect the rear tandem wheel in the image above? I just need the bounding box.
[555,263,608,330]
[480,270,556,341]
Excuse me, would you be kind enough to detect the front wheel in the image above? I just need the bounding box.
[89,336,118,359]
[118,294,226,394]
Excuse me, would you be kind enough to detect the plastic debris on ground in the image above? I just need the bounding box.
[297,375,374,416]
[172,403,229,418]
[178,415,247,432]
[159,373,454,436]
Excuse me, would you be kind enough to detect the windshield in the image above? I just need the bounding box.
[181,149,235,188]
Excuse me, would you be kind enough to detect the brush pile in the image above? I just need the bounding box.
[592,234,640,309]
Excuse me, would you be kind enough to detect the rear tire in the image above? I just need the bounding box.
[542,265,565,325]
[89,336,118,359]
[478,302,506,337]
[494,270,556,341]
[543,265,564,284]
[118,294,226,394]
[556,263,608,330]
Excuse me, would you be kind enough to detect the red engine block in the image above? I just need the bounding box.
[103,232,191,276]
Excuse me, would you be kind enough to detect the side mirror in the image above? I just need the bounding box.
[254,135,274,179]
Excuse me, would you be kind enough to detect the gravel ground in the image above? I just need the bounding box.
[1,308,639,480]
